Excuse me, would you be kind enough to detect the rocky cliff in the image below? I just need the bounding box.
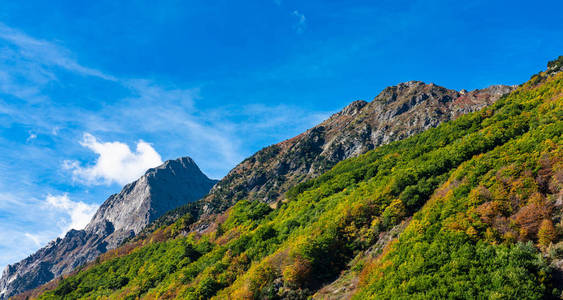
[0,157,217,299]
[200,82,514,216]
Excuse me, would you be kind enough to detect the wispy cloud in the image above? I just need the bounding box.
[24,233,42,247]
[0,23,115,105]
[26,131,37,142]
[0,23,242,177]
[0,23,115,81]
[64,133,163,186]
[292,10,306,34]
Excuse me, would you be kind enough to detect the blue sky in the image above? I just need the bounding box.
[0,0,562,272]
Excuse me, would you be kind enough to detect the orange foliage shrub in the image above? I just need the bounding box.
[513,200,552,241]
[476,201,502,224]
[282,255,312,287]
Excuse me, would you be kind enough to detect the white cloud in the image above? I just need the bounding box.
[64,133,163,186]
[0,191,99,271]
[80,80,243,177]
[0,228,45,273]
[45,194,98,233]
[26,131,37,142]
[293,10,306,34]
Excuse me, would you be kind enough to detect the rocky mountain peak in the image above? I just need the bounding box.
[399,80,426,88]
[547,55,563,75]
[340,100,368,116]
[0,157,217,300]
[148,156,199,176]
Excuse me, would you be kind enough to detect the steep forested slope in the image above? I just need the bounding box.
[31,57,562,300]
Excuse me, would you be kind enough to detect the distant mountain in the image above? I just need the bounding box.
[0,157,217,300]
[199,82,513,219]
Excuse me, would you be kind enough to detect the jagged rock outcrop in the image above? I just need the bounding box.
[200,82,514,215]
[0,157,217,299]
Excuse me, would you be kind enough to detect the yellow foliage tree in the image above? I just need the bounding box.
[538,219,556,248]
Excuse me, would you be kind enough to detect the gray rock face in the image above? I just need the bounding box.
[0,157,217,299]
[201,82,514,215]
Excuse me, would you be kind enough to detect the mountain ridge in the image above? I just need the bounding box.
[195,81,513,227]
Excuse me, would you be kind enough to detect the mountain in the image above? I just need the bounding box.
[28,56,561,300]
[198,82,513,220]
[0,157,217,300]
[137,82,512,237]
